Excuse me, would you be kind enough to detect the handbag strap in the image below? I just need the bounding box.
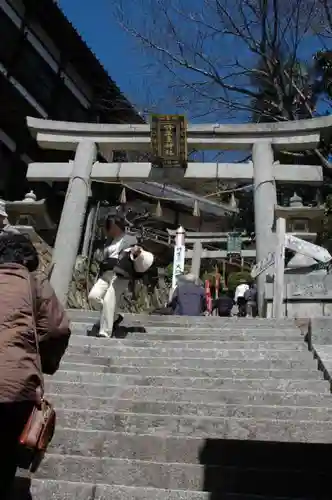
[47,263,54,280]
[28,273,45,396]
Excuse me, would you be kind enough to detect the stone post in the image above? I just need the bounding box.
[51,140,97,305]
[81,204,97,258]
[191,241,202,279]
[272,217,286,318]
[252,142,277,315]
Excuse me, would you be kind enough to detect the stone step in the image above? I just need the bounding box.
[72,319,298,330]
[50,394,332,420]
[67,345,311,360]
[72,322,301,335]
[32,480,310,500]
[311,346,332,381]
[54,407,332,436]
[314,345,332,356]
[32,480,308,500]
[36,453,331,495]
[30,480,210,500]
[124,319,296,327]
[72,329,304,341]
[31,482,315,500]
[38,309,323,498]
[49,427,332,462]
[48,371,328,393]
[71,321,301,335]
[59,362,323,380]
[319,361,332,376]
[62,353,318,370]
[29,480,315,500]
[72,323,227,333]
[68,337,306,351]
[45,383,332,406]
[313,345,332,359]
[67,310,296,327]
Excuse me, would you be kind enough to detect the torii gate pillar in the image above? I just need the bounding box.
[253,142,277,314]
[50,140,96,304]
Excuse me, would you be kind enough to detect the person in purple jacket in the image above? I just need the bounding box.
[168,273,206,316]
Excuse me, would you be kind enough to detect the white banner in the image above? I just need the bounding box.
[172,244,186,289]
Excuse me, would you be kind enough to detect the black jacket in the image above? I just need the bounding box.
[213,296,234,316]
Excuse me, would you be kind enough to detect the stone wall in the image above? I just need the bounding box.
[265,274,332,318]
[309,318,332,348]
[34,237,53,276]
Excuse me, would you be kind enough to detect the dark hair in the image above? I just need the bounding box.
[105,215,126,232]
[0,233,39,272]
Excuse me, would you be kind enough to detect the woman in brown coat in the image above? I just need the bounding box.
[0,233,71,498]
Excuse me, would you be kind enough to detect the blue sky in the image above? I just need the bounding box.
[57,0,327,124]
[58,0,149,109]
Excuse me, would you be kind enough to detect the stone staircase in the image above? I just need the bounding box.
[26,313,332,499]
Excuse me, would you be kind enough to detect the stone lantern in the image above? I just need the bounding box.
[5,191,56,275]
[6,190,55,231]
[274,192,324,242]
[274,192,326,274]
[264,191,331,319]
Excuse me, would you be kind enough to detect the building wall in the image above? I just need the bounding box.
[0,0,92,121]
[0,0,139,202]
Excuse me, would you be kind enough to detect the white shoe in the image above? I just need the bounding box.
[98,330,110,338]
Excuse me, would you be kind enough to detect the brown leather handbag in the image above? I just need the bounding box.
[19,399,56,472]
[18,276,56,473]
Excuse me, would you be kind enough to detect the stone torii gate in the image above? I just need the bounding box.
[26,116,331,308]
[167,230,256,276]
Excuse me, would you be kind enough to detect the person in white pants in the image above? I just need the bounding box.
[88,215,137,337]
[88,270,130,337]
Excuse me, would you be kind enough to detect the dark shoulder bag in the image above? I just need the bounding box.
[19,275,56,473]
[113,252,135,279]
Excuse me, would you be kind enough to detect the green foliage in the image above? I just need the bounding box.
[227,271,252,292]
[201,270,217,285]
[165,263,173,281]
[165,262,191,282]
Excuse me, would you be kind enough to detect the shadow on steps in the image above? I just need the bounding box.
[112,326,147,338]
[9,316,326,499]
[200,438,331,499]
[9,438,331,499]
[87,324,146,339]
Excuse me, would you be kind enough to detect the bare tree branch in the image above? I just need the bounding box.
[114,0,332,174]
[116,0,321,117]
